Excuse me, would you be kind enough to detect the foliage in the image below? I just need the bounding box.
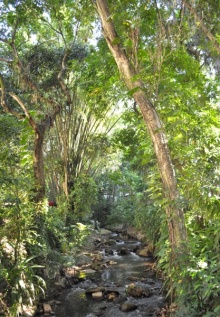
[7,257,45,317]
[157,220,220,316]
[68,222,92,250]
[134,196,163,245]
[70,174,98,222]
[106,194,135,226]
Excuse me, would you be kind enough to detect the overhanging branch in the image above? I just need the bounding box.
[9,92,38,130]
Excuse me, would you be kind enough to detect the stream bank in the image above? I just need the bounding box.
[34,228,170,317]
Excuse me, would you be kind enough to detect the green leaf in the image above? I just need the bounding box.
[111,37,121,45]
[123,38,133,47]
[127,86,140,96]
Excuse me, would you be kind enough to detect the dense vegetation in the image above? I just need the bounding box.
[0,0,220,316]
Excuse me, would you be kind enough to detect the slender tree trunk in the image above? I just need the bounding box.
[33,127,46,202]
[96,0,187,251]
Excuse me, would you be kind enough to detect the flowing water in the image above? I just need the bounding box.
[54,232,166,317]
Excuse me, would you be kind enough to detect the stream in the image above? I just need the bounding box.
[47,231,167,317]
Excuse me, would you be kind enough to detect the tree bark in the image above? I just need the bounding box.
[95,0,187,251]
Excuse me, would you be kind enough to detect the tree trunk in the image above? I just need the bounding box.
[95,0,187,251]
[33,127,46,203]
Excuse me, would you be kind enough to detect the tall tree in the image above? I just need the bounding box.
[95,0,187,252]
[0,72,60,202]
[0,4,63,202]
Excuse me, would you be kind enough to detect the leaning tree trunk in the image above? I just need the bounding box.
[95,0,187,252]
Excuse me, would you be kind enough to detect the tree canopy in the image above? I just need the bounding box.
[0,0,220,316]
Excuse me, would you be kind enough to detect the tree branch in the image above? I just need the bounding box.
[0,57,13,64]
[0,37,9,43]
[9,92,38,130]
[8,40,61,110]
[0,74,25,119]
[11,18,19,43]
[183,0,220,54]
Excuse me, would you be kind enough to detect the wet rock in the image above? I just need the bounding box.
[146,270,156,278]
[106,292,117,300]
[86,286,105,294]
[141,307,162,316]
[132,245,140,253]
[127,276,141,281]
[100,229,112,235]
[119,247,129,255]
[113,295,127,304]
[92,252,104,261]
[126,226,143,238]
[106,249,114,255]
[47,300,62,305]
[146,278,156,285]
[54,276,67,288]
[107,224,125,233]
[105,288,120,294]
[120,301,137,312]
[91,263,102,270]
[137,245,154,257]
[137,295,166,312]
[93,309,104,316]
[105,289,119,300]
[93,303,107,316]
[126,283,152,297]
[80,268,97,274]
[43,303,52,314]
[75,254,93,266]
[94,238,102,244]
[91,252,105,270]
[92,291,103,299]
[78,280,97,290]
[116,239,123,243]
[96,303,108,310]
[107,239,116,245]
[137,248,148,257]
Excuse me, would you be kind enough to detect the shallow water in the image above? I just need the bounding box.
[54,233,165,317]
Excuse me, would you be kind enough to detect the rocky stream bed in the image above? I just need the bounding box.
[34,228,169,317]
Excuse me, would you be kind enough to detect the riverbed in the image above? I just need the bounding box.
[52,231,167,317]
